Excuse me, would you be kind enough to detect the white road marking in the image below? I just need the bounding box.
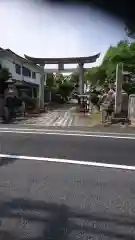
[61,118,68,126]
[35,111,72,127]
[43,113,58,126]
[0,153,135,171]
[57,114,67,126]
[0,127,133,135]
[61,113,71,127]
[52,116,62,126]
[68,118,73,126]
[0,128,135,139]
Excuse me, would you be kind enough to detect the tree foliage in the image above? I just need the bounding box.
[46,72,74,101]
[0,64,12,94]
[45,40,135,97]
[125,22,135,39]
[58,81,74,100]
[54,73,64,86]
[46,73,55,89]
[84,40,135,92]
[69,73,79,87]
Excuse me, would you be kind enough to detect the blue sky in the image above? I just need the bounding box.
[0,0,126,69]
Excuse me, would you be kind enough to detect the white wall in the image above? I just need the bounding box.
[0,54,41,85]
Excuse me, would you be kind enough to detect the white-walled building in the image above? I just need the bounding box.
[0,47,42,87]
[0,47,45,105]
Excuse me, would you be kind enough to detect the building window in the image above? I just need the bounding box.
[15,64,21,75]
[32,72,36,79]
[22,66,31,77]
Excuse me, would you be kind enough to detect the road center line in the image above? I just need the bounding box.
[0,153,135,171]
[0,129,135,139]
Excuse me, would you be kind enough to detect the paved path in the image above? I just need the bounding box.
[0,129,135,239]
[14,106,92,127]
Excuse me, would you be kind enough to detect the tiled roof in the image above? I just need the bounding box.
[0,48,42,70]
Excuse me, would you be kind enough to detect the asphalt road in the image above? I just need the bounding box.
[0,131,135,166]
[0,130,135,239]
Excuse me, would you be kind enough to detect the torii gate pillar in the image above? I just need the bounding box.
[39,64,45,109]
[79,62,84,94]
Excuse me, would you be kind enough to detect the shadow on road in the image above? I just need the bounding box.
[0,157,17,167]
[0,198,135,239]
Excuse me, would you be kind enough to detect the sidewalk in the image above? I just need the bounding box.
[3,104,135,134]
[11,106,98,127]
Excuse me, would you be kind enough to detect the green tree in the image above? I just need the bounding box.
[54,73,64,86]
[46,73,55,102]
[0,64,12,94]
[101,41,130,82]
[69,73,79,87]
[84,66,106,88]
[58,81,74,100]
[46,73,55,89]
[125,22,135,39]
[84,40,135,90]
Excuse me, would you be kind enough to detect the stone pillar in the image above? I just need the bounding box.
[44,72,47,86]
[79,62,84,94]
[128,94,135,124]
[39,64,45,109]
[115,63,123,114]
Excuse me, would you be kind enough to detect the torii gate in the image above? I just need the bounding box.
[24,54,100,108]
